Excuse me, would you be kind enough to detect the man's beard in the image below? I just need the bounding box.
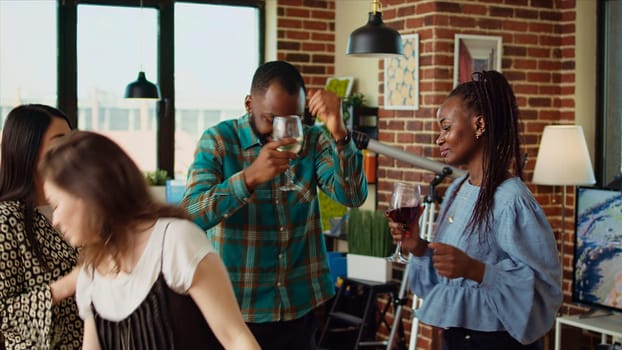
[249,114,272,145]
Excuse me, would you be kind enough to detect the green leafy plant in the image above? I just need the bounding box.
[342,92,367,125]
[145,169,169,186]
[347,208,393,257]
[343,92,367,109]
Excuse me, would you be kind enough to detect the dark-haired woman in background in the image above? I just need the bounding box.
[0,104,82,349]
[389,71,562,349]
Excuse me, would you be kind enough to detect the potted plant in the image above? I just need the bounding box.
[342,92,367,127]
[346,208,394,282]
[145,169,169,202]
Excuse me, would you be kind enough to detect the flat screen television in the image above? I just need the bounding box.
[572,186,622,313]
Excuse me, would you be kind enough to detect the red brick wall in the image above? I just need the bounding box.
[276,0,583,349]
[276,0,336,89]
[378,1,582,348]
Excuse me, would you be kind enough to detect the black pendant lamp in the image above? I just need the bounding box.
[346,0,404,57]
[125,71,160,99]
[125,0,160,99]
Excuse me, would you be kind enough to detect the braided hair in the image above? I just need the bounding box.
[448,71,523,238]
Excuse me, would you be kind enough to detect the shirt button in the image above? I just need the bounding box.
[465,335,471,340]
[280,226,284,232]
[224,213,229,218]
[277,282,281,287]
[275,199,279,204]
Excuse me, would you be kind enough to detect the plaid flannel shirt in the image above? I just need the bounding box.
[181,114,367,322]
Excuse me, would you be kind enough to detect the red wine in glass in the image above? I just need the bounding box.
[386,182,422,263]
[386,206,421,224]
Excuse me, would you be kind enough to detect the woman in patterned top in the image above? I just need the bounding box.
[0,104,83,349]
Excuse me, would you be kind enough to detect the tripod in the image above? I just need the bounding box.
[386,169,450,350]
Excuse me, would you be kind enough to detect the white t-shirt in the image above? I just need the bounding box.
[76,218,214,321]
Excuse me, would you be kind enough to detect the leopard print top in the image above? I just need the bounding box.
[0,201,83,349]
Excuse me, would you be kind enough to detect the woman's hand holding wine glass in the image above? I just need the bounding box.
[385,182,423,263]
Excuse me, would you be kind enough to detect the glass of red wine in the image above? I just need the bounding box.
[386,182,422,264]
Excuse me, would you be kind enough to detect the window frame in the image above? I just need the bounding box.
[596,0,621,187]
[58,0,265,176]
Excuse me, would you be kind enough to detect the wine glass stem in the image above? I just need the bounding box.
[286,167,294,186]
[395,242,403,256]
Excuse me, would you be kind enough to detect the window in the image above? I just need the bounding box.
[0,1,57,131]
[77,4,159,171]
[174,3,260,178]
[58,0,264,179]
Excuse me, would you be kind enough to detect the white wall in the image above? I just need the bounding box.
[575,0,597,163]
[265,0,277,61]
[335,0,379,107]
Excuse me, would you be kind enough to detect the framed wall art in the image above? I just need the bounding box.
[453,34,502,87]
[325,76,354,98]
[384,33,419,111]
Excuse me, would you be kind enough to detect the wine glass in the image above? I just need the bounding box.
[272,115,304,191]
[385,182,422,263]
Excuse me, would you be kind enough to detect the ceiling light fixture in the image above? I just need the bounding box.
[346,0,404,57]
[125,0,159,99]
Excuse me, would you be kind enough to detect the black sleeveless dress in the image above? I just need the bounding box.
[91,224,224,350]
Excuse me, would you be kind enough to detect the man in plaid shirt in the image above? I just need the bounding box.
[181,60,368,349]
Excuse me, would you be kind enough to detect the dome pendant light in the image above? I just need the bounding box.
[125,0,160,99]
[346,0,404,57]
[125,71,160,99]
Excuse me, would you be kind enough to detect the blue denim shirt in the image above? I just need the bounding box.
[408,176,562,344]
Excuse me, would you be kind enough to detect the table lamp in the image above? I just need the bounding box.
[532,125,596,266]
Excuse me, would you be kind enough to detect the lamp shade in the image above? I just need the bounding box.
[125,71,160,99]
[532,125,596,185]
[346,11,404,57]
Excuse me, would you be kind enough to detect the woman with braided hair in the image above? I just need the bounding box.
[389,71,562,349]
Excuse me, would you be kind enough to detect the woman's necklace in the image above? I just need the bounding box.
[446,178,470,224]
[447,198,461,224]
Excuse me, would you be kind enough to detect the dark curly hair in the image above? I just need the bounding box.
[250,60,306,96]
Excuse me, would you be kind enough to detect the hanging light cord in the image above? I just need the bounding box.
[371,0,380,14]
[139,0,145,71]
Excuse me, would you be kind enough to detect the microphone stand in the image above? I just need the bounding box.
[351,130,466,179]
[351,130,458,349]
[387,170,450,350]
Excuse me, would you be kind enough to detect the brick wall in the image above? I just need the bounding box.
[276,0,583,349]
[276,0,336,89]
[378,1,581,348]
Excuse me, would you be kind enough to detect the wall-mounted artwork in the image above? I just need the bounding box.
[453,34,502,87]
[384,33,419,110]
[325,76,354,98]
